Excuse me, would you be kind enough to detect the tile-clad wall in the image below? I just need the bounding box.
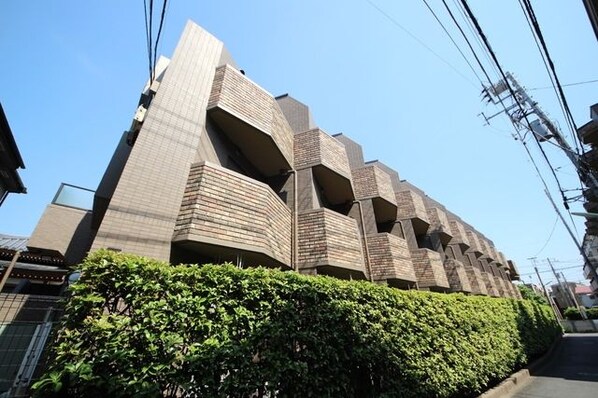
[444,259,472,293]
[92,22,224,260]
[294,129,352,178]
[208,64,293,167]
[173,162,291,266]
[367,233,417,283]
[28,204,93,265]
[396,190,429,223]
[427,207,452,237]
[480,269,500,297]
[411,248,450,290]
[297,208,365,273]
[333,134,366,170]
[449,220,470,248]
[465,230,483,254]
[352,165,396,204]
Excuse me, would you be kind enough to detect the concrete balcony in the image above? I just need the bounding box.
[207,64,293,177]
[297,208,366,279]
[448,219,470,252]
[367,233,417,287]
[578,119,598,146]
[584,262,597,279]
[173,162,292,268]
[352,165,397,224]
[410,248,450,291]
[396,189,430,235]
[426,207,452,245]
[444,259,472,293]
[294,129,354,206]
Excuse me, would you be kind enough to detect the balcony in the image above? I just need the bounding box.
[294,129,354,206]
[396,189,430,235]
[465,230,483,257]
[352,165,397,224]
[367,233,417,287]
[578,119,598,146]
[173,162,292,268]
[507,260,520,280]
[448,219,470,252]
[297,208,366,279]
[426,207,452,246]
[463,264,487,295]
[207,64,293,177]
[410,248,450,291]
[444,259,472,293]
[480,270,500,297]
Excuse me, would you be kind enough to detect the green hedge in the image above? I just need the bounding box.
[34,250,560,398]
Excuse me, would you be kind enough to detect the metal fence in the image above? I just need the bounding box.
[0,293,62,397]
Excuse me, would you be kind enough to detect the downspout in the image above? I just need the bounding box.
[353,200,373,282]
[287,169,298,272]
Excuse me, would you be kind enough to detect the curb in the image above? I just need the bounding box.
[477,334,563,398]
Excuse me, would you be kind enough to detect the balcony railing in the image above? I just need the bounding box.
[444,259,472,293]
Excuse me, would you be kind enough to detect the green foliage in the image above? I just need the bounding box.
[586,307,598,320]
[563,307,583,320]
[33,250,560,398]
[517,284,549,306]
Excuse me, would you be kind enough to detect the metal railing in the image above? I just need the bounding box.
[0,294,62,397]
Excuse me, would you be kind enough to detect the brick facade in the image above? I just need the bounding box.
[173,162,291,267]
[367,233,417,285]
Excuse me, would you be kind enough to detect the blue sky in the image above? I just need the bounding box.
[1,1,596,286]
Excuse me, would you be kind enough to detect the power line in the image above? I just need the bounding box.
[439,0,494,85]
[365,0,478,88]
[532,216,559,257]
[529,78,598,91]
[420,0,483,85]
[519,0,581,151]
[517,0,577,152]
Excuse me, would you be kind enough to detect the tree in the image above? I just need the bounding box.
[517,284,549,306]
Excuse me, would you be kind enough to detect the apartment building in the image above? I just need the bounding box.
[577,103,598,292]
[26,21,520,298]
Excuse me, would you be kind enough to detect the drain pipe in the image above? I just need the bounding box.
[353,200,373,282]
[287,169,298,272]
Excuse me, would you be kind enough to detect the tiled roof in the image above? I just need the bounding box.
[0,233,29,251]
[575,284,593,295]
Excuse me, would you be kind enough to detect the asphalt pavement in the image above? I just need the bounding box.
[509,333,598,398]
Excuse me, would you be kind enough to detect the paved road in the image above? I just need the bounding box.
[509,333,598,398]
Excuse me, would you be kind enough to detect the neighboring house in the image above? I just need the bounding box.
[0,103,26,206]
[551,282,598,309]
[26,21,520,298]
[0,234,66,395]
[575,284,598,307]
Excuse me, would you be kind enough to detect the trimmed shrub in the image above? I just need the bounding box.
[586,307,598,320]
[33,250,560,398]
[563,307,583,320]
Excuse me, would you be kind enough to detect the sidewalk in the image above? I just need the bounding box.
[508,333,598,398]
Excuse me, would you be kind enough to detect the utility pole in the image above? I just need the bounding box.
[483,72,598,196]
[533,264,561,320]
[547,258,574,308]
[482,72,598,287]
[560,271,587,319]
